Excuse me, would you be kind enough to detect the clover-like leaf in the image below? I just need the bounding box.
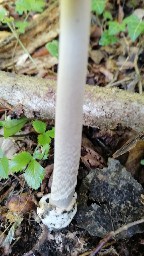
[38,128,54,146]
[15,21,28,33]
[91,0,107,15]
[32,120,46,134]
[103,11,112,21]
[24,159,44,189]
[108,21,125,35]
[46,127,55,139]
[99,31,118,46]
[10,151,32,172]
[33,147,43,160]
[38,132,51,146]
[16,0,45,15]
[33,144,50,160]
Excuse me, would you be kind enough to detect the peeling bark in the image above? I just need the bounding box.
[0,2,59,70]
[0,71,144,132]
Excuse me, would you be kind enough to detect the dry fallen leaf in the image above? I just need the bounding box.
[118,4,124,23]
[113,132,144,158]
[133,8,144,19]
[99,66,113,81]
[113,132,144,176]
[7,193,36,215]
[90,50,105,65]
[81,136,105,169]
[0,31,11,42]
[0,135,18,159]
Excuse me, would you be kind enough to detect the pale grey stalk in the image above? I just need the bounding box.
[50,0,91,208]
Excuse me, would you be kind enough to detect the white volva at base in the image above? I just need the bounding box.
[37,193,77,230]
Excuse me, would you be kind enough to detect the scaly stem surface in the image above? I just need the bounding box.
[50,0,91,208]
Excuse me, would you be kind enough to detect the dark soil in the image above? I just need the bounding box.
[0,126,144,256]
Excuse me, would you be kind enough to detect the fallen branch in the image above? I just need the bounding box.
[0,71,144,132]
[90,218,144,256]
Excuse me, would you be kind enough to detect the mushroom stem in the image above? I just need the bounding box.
[50,0,90,209]
[37,0,90,229]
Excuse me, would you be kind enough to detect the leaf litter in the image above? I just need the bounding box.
[0,0,144,255]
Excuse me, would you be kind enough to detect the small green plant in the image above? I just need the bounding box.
[32,120,54,160]
[15,0,45,15]
[46,40,59,58]
[92,0,107,15]
[141,159,144,165]
[0,117,28,138]
[91,0,144,45]
[0,118,54,189]
[0,0,46,64]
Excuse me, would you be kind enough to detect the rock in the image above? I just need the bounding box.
[76,158,144,238]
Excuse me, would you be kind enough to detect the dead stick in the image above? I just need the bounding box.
[90,218,144,256]
[0,71,144,132]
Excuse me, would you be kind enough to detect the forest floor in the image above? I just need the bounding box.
[0,0,144,255]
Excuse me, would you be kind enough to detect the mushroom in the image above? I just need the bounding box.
[37,0,90,230]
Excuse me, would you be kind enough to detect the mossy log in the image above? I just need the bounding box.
[0,71,144,132]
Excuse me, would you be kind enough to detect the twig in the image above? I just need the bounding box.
[106,76,131,88]
[90,218,144,256]
[0,133,32,138]
[80,251,92,256]
[7,22,36,67]
[134,53,142,94]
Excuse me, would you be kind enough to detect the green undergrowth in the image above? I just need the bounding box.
[0,0,144,62]
[92,0,144,45]
[0,117,54,189]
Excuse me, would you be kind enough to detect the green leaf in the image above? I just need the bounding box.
[0,121,4,127]
[15,0,45,15]
[46,127,55,139]
[0,157,9,179]
[3,16,14,24]
[38,132,51,146]
[3,117,28,138]
[99,31,118,46]
[33,144,50,160]
[10,151,32,172]
[141,159,144,165]
[32,120,46,134]
[38,128,54,146]
[24,159,44,189]
[108,21,125,35]
[15,21,28,33]
[46,40,59,58]
[33,147,44,160]
[31,0,45,12]
[91,0,106,15]
[0,7,8,22]
[15,0,30,14]
[123,14,144,41]
[0,7,14,24]
[30,0,45,12]
[103,11,112,21]
[41,144,50,160]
